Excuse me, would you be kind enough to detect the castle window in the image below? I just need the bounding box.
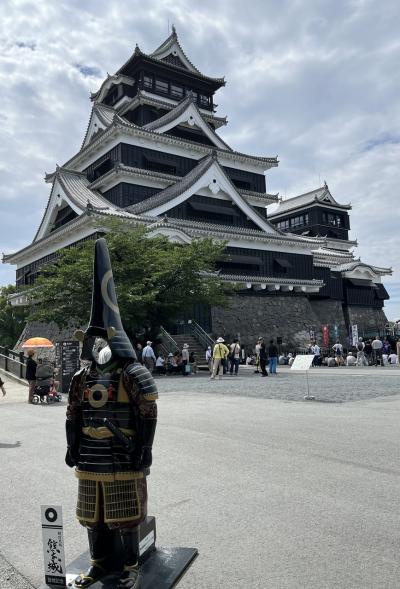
[171,84,184,99]
[155,78,169,94]
[199,94,210,107]
[143,74,153,90]
[276,219,290,230]
[143,156,176,175]
[322,212,343,227]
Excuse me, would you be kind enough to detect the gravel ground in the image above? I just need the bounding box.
[152,364,400,403]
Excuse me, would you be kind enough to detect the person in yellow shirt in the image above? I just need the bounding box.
[210,337,230,380]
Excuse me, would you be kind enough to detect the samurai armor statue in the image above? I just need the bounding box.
[65,238,158,589]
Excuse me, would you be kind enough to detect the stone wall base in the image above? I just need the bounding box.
[210,295,388,350]
[211,294,320,349]
[345,306,388,338]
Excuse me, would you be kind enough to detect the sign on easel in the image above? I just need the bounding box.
[290,355,315,400]
[41,505,66,587]
[290,354,314,371]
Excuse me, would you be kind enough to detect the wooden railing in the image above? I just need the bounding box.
[0,346,26,379]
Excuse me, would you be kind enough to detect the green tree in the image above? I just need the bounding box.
[27,221,232,340]
[0,285,28,349]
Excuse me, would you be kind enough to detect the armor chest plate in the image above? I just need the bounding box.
[80,366,135,430]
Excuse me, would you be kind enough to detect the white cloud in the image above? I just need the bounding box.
[0,0,399,318]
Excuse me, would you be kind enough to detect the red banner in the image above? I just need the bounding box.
[322,325,329,347]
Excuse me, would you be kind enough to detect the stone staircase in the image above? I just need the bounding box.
[172,334,207,366]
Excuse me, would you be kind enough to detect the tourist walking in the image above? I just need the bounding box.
[371,336,383,366]
[356,337,368,366]
[332,340,344,366]
[181,343,190,376]
[311,341,321,366]
[210,337,229,379]
[142,340,156,373]
[268,339,278,374]
[25,349,37,403]
[229,339,241,375]
[254,337,263,373]
[259,341,268,376]
[205,346,212,373]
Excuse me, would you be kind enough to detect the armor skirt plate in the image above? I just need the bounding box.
[76,474,147,527]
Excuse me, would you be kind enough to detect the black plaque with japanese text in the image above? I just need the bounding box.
[60,341,80,394]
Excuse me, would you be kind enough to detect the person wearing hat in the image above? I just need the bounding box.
[65,238,158,589]
[25,349,37,403]
[142,340,156,373]
[181,343,190,376]
[211,337,230,379]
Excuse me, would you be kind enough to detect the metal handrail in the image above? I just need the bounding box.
[0,352,25,366]
[188,320,215,349]
[159,326,179,354]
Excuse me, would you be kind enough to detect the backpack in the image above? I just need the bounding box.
[357,342,364,351]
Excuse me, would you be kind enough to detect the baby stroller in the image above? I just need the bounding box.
[32,376,62,404]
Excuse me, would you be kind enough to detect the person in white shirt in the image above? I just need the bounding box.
[142,341,156,373]
[181,343,190,376]
[311,342,321,366]
[355,337,368,366]
[371,336,383,366]
[388,352,398,365]
[205,346,212,373]
[229,339,241,375]
[332,340,344,366]
[346,353,356,366]
[155,354,166,375]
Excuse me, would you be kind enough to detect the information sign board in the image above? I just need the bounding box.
[41,505,66,588]
[60,341,80,394]
[290,354,314,371]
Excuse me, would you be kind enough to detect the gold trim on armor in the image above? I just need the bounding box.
[75,469,144,482]
[82,426,135,439]
[117,378,129,404]
[142,392,159,401]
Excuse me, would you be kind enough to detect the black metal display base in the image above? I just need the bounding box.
[58,546,198,589]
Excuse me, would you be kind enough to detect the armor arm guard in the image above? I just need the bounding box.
[65,368,86,467]
[123,363,158,469]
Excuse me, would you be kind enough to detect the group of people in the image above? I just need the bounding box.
[135,340,197,376]
[309,335,400,367]
[25,350,59,403]
[251,338,279,377]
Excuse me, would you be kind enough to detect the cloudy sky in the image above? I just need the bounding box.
[1,0,399,318]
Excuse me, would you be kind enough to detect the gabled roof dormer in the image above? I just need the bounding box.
[81,103,116,148]
[150,25,210,78]
[143,94,231,150]
[35,168,115,241]
[269,182,352,219]
[126,152,282,235]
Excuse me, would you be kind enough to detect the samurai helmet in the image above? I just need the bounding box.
[75,238,136,360]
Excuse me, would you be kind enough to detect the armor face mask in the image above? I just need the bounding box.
[75,238,137,362]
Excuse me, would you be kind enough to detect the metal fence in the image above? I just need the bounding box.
[0,346,26,379]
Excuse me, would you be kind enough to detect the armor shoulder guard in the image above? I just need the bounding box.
[124,363,158,401]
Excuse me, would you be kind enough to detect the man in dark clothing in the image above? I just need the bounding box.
[268,340,279,374]
[25,350,37,403]
[259,342,268,377]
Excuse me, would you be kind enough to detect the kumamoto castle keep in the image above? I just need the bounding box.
[4,28,392,348]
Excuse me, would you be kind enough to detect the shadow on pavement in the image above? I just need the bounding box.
[0,441,21,449]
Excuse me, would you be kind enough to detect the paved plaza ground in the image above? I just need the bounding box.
[0,366,400,588]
